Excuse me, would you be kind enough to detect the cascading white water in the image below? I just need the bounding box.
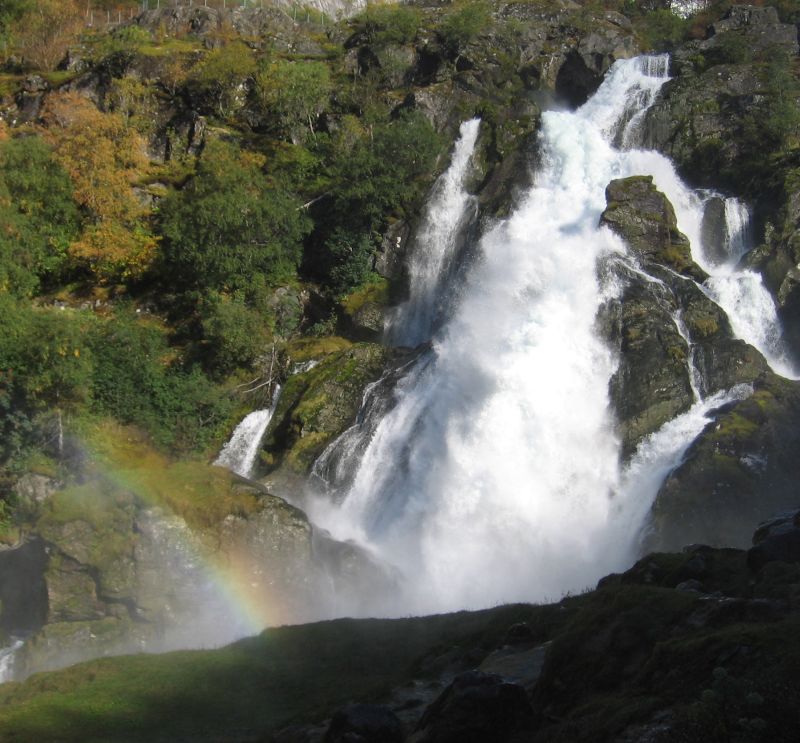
[613,383,753,552]
[723,197,753,262]
[308,56,681,614]
[214,384,281,478]
[307,53,794,617]
[386,118,481,347]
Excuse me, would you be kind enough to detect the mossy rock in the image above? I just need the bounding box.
[339,279,390,342]
[600,176,705,280]
[263,343,389,475]
[647,372,800,551]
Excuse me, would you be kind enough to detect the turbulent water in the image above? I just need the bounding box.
[305,54,795,616]
[215,384,281,477]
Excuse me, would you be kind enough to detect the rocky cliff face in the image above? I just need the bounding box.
[599,175,767,457]
[642,4,800,356]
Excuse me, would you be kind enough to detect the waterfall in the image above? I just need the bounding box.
[386,118,481,347]
[306,53,794,617]
[307,56,677,614]
[614,382,753,553]
[214,384,281,478]
[0,639,23,684]
[723,198,753,263]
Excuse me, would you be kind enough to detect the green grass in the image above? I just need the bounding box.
[0,606,544,743]
[66,420,261,532]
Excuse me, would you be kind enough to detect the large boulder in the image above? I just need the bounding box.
[599,176,767,455]
[748,509,800,571]
[600,176,703,279]
[410,670,532,743]
[647,372,800,551]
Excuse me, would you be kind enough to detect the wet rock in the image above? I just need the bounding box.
[600,177,767,455]
[324,703,404,743]
[647,373,800,551]
[603,275,693,457]
[699,197,729,266]
[748,509,800,571]
[410,670,532,743]
[262,343,389,475]
[601,176,703,280]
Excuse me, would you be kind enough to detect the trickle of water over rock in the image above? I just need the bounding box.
[215,384,282,478]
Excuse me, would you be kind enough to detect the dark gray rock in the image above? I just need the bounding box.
[748,509,800,571]
[699,196,729,266]
[411,670,532,743]
[748,529,800,572]
[0,539,48,635]
[324,703,403,743]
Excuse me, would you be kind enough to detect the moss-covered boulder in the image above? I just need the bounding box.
[262,342,389,475]
[647,372,800,552]
[600,176,768,455]
[339,279,389,343]
[601,176,704,280]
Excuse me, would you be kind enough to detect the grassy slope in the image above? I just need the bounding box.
[0,605,542,743]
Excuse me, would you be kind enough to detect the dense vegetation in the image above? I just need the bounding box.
[0,0,450,525]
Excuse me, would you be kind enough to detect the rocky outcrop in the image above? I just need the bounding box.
[599,176,767,455]
[262,342,389,475]
[642,6,798,191]
[748,509,800,571]
[0,443,392,680]
[640,6,800,356]
[601,176,704,280]
[647,372,800,552]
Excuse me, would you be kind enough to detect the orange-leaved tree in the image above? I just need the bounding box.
[42,92,157,283]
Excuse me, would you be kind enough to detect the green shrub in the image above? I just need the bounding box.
[88,310,233,452]
[351,4,421,47]
[323,229,376,296]
[199,292,272,377]
[159,139,311,294]
[0,136,80,295]
[437,1,492,56]
[255,59,332,141]
[185,42,256,118]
